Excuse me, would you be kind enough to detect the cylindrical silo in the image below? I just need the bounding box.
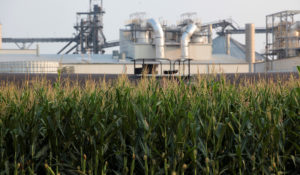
[245,23,255,72]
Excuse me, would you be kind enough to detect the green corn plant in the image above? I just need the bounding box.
[0,74,299,174]
[45,164,55,175]
[130,153,135,175]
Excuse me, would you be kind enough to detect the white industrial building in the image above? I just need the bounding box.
[0,11,299,75]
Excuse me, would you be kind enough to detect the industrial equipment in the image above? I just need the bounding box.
[265,10,300,60]
[1,0,119,55]
[59,0,106,54]
[120,12,212,60]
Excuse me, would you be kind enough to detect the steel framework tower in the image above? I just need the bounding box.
[75,0,106,54]
[57,0,107,54]
[265,11,300,60]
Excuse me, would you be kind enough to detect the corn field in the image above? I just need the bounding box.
[0,75,299,175]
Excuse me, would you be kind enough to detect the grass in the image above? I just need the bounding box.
[0,74,299,174]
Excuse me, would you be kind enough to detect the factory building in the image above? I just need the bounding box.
[0,9,299,74]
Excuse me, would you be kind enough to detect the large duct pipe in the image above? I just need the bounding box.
[181,23,198,58]
[245,23,255,73]
[147,19,165,58]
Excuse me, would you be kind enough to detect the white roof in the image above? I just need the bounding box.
[0,54,133,64]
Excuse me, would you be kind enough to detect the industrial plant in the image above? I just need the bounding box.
[0,0,299,75]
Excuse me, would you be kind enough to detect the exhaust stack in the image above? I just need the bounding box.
[226,34,231,55]
[0,24,2,49]
[245,23,255,72]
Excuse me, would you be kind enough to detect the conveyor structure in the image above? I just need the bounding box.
[2,0,119,55]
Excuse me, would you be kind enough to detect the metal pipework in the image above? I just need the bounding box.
[181,23,198,58]
[147,19,165,58]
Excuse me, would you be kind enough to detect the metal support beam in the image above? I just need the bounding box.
[57,40,75,54]
[219,28,271,35]
[65,43,80,54]
[2,38,73,43]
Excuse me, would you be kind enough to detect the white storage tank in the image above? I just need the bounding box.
[0,61,59,73]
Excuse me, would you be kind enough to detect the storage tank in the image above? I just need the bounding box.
[0,61,59,73]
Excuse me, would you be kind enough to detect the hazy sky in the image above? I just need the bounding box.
[0,0,299,53]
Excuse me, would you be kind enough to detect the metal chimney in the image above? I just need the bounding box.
[208,24,213,44]
[246,23,255,72]
[0,24,2,49]
[225,34,231,55]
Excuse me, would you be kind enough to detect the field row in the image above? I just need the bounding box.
[0,76,299,174]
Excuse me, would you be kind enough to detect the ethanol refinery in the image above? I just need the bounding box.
[0,0,299,75]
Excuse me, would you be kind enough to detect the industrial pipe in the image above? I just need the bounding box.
[147,19,165,58]
[181,23,198,58]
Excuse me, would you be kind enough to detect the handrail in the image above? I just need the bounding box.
[131,58,192,77]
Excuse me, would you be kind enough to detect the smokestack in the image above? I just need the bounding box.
[208,24,213,44]
[0,24,2,49]
[245,23,255,72]
[36,44,40,56]
[225,33,231,55]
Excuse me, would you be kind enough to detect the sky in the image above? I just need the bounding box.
[0,0,299,54]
